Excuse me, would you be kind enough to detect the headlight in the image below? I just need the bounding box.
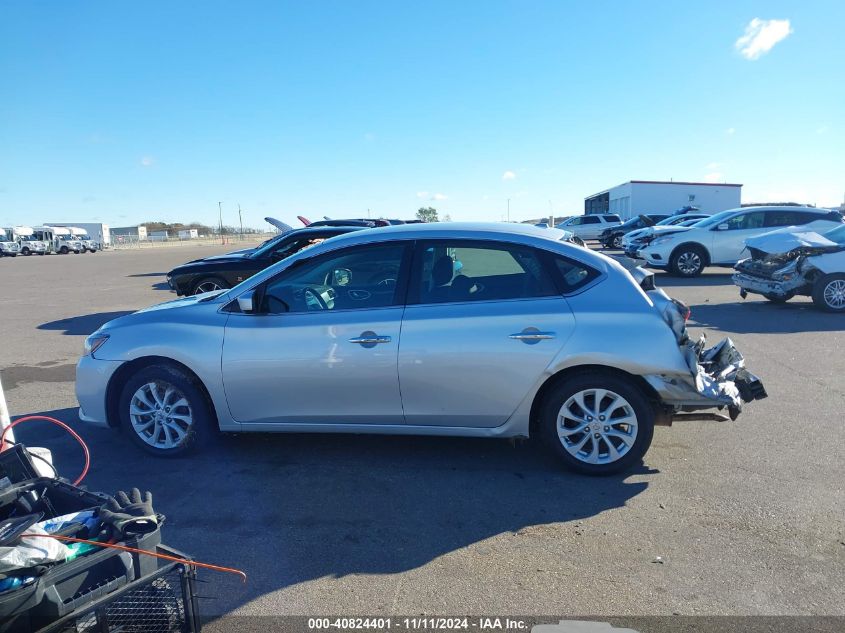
[83,332,110,356]
[650,235,677,247]
[772,260,799,281]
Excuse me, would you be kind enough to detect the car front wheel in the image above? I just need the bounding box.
[539,371,655,475]
[670,245,707,277]
[192,276,230,295]
[118,364,214,457]
[812,274,845,312]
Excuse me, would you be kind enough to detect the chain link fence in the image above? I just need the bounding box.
[108,233,275,250]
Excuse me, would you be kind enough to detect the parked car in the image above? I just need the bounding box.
[599,214,671,249]
[622,214,710,259]
[555,214,622,241]
[166,226,361,295]
[640,206,844,277]
[733,223,845,312]
[77,223,766,475]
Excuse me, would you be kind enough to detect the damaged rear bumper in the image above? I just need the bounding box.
[644,336,767,422]
[732,271,806,299]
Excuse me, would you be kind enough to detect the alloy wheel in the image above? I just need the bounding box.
[557,388,638,464]
[194,280,223,294]
[129,381,194,450]
[677,251,702,275]
[823,279,845,310]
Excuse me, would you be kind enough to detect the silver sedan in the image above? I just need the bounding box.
[76,223,766,475]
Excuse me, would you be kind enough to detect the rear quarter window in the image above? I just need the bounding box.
[552,255,601,293]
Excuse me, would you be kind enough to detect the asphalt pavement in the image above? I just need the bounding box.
[0,244,843,621]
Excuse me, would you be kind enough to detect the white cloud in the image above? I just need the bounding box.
[502,170,516,181]
[140,156,155,167]
[706,162,722,170]
[416,191,448,201]
[704,172,725,183]
[726,127,736,135]
[816,125,829,134]
[735,18,792,60]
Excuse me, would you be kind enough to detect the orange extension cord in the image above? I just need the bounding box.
[21,534,247,582]
[3,415,246,581]
[0,415,90,485]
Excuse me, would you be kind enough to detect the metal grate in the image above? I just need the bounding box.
[52,568,190,633]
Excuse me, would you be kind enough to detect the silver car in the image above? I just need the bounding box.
[76,223,766,475]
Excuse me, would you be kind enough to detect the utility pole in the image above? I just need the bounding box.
[507,198,510,223]
[238,204,243,241]
[218,201,223,244]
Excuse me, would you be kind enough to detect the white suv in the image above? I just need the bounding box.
[641,206,845,277]
[556,214,622,240]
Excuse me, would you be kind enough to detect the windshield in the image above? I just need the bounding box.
[57,234,74,241]
[249,233,288,258]
[691,210,739,228]
[76,234,91,240]
[824,224,845,245]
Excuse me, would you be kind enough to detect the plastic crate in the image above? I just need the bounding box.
[0,479,165,632]
[37,546,201,633]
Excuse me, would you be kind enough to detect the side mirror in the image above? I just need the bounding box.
[716,223,729,231]
[237,289,257,313]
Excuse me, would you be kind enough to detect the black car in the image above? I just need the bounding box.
[599,214,670,249]
[166,226,360,296]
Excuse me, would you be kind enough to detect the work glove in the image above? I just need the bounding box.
[99,488,158,537]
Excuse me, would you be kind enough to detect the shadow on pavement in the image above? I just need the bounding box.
[689,299,842,333]
[38,312,134,335]
[13,408,653,618]
[126,273,168,277]
[652,272,736,288]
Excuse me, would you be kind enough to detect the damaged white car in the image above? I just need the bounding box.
[77,223,767,475]
[733,224,845,312]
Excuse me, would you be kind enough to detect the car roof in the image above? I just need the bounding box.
[730,205,825,213]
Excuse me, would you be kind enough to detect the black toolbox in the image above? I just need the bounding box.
[0,477,192,632]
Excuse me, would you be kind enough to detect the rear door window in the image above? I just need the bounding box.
[411,241,558,304]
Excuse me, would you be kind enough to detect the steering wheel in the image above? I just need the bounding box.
[303,287,329,311]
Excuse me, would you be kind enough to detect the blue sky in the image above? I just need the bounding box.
[1,1,843,229]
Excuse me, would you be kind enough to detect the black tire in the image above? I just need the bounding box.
[763,292,793,303]
[8,254,16,258]
[21,247,31,256]
[38,252,45,255]
[812,273,845,313]
[611,234,624,249]
[669,244,707,277]
[60,245,69,254]
[191,276,230,295]
[572,236,586,247]
[538,371,655,475]
[118,363,215,457]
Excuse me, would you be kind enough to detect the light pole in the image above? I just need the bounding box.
[507,198,510,223]
[238,204,243,241]
[218,201,223,244]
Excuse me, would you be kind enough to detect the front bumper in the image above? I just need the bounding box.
[76,355,124,427]
[645,336,767,420]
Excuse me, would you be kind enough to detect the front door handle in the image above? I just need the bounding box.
[509,330,556,343]
[349,331,392,347]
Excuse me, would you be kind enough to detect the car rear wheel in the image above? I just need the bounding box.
[21,247,31,256]
[812,274,845,313]
[611,234,624,249]
[539,371,655,475]
[192,276,230,295]
[118,364,214,457]
[670,245,707,277]
[60,246,69,254]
